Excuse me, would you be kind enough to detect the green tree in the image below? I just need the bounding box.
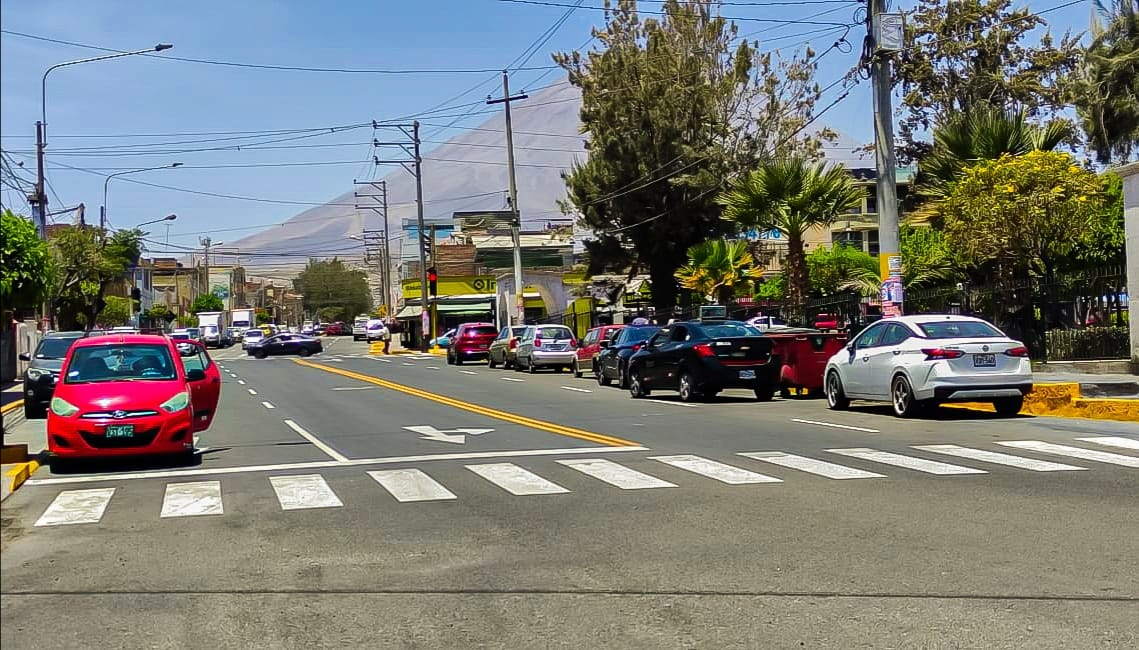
[719,157,863,321]
[145,304,171,322]
[554,0,833,314]
[893,0,1080,163]
[318,306,345,323]
[99,296,131,327]
[941,151,1107,279]
[806,244,880,297]
[190,293,224,314]
[295,258,370,320]
[899,224,964,288]
[1067,172,1126,267]
[1068,0,1139,163]
[51,226,142,331]
[675,239,760,304]
[1,209,52,312]
[255,311,272,326]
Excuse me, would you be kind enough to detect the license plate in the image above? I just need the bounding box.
[105,424,134,438]
[973,353,996,367]
[739,370,756,379]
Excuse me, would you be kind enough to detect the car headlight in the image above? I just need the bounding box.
[27,367,51,380]
[50,397,79,417]
[160,391,190,413]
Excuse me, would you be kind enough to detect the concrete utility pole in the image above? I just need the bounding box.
[1116,162,1139,367]
[488,71,529,325]
[355,179,391,315]
[200,237,213,305]
[870,1,902,285]
[430,224,439,346]
[32,122,47,240]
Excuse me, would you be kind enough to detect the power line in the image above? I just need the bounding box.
[494,0,853,26]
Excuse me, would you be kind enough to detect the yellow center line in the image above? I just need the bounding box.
[294,359,640,447]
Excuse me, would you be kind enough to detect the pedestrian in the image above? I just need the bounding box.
[382,318,392,355]
[631,311,650,326]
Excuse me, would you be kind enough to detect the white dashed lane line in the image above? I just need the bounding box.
[248,389,258,396]
[560,386,592,393]
[791,418,879,433]
[237,379,246,385]
[261,401,275,409]
[460,370,477,375]
[500,377,525,383]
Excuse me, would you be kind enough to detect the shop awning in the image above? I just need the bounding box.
[395,303,495,319]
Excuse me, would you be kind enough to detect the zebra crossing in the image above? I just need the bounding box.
[26,436,1137,527]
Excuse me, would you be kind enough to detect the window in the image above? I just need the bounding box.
[464,325,498,337]
[867,229,880,256]
[65,344,177,383]
[669,326,689,342]
[866,193,878,214]
[880,324,911,347]
[695,323,763,338]
[854,323,887,348]
[584,330,598,345]
[622,326,658,344]
[917,321,1004,339]
[536,326,572,339]
[832,231,863,250]
[180,346,211,374]
[35,337,81,360]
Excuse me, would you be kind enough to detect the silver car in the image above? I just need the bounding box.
[514,324,577,373]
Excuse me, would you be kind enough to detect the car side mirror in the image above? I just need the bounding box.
[18,352,31,362]
[845,342,855,352]
[599,340,610,349]
[186,369,206,382]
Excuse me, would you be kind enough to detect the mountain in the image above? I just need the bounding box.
[224,80,586,271]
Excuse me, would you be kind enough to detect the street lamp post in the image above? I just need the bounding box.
[33,43,173,239]
[102,163,182,230]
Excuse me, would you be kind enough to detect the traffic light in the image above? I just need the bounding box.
[420,232,432,258]
[427,267,438,297]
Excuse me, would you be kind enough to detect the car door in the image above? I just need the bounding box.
[578,328,598,364]
[862,323,911,399]
[638,329,673,386]
[653,325,690,388]
[842,322,889,397]
[516,327,535,365]
[180,343,221,432]
[600,329,624,377]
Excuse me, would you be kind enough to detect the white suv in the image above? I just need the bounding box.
[823,315,1033,418]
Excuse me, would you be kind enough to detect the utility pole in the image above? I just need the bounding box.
[32,121,48,240]
[356,179,391,316]
[200,237,212,307]
[488,71,528,325]
[430,224,439,346]
[870,0,903,316]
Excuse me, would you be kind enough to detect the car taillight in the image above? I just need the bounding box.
[1004,346,1029,358]
[534,339,543,348]
[922,348,965,360]
[509,339,518,349]
[632,343,644,352]
[693,343,715,357]
[569,339,577,348]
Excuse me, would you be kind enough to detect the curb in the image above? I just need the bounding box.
[5,456,43,495]
[2,398,26,431]
[950,382,1139,422]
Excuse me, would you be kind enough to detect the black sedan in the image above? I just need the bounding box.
[596,325,660,388]
[626,320,780,402]
[19,330,89,419]
[246,333,323,359]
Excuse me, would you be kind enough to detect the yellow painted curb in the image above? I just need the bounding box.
[293,358,641,447]
[1,399,24,415]
[951,382,1139,422]
[6,459,41,493]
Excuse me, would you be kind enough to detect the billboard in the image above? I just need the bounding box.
[209,271,232,310]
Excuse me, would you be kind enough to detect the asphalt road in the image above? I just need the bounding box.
[2,336,1137,648]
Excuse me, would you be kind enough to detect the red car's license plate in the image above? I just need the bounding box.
[105,424,134,438]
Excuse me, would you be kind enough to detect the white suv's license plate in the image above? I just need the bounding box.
[739,369,756,379]
[973,353,996,367]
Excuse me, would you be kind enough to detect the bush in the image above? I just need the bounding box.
[1045,326,1129,361]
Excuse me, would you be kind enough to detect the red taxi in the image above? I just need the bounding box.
[45,334,221,468]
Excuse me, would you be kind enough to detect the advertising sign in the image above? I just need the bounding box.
[209,271,232,310]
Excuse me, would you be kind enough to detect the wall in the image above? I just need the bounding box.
[1,320,42,384]
[1118,162,1139,364]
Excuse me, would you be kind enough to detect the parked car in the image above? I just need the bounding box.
[46,335,221,469]
[627,320,780,402]
[823,314,1033,418]
[446,323,498,365]
[488,325,530,370]
[246,333,323,359]
[431,329,457,348]
[573,324,624,378]
[185,327,202,343]
[352,316,370,341]
[515,324,577,373]
[746,315,790,332]
[596,325,660,388]
[365,319,389,342]
[20,331,88,419]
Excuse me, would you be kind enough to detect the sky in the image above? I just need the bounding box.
[0,0,1093,269]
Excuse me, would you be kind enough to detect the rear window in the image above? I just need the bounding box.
[537,326,572,339]
[695,322,762,338]
[510,327,528,337]
[65,344,177,383]
[622,326,659,343]
[464,325,498,337]
[917,321,1004,339]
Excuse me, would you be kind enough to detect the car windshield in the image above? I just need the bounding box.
[695,322,762,338]
[170,333,190,341]
[35,337,80,359]
[64,344,177,383]
[465,325,498,337]
[245,330,263,338]
[917,321,1004,339]
[621,326,659,343]
[186,328,200,337]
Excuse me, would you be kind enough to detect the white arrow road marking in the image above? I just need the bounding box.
[560,386,592,393]
[404,425,494,445]
[160,481,223,518]
[284,419,350,462]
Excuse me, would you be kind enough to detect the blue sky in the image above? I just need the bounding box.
[0,0,1092,261]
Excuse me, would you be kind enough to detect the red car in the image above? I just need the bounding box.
[446,322,498,365]
[323,322,347,336]
[45,334,222,468]
[573,324,625,378]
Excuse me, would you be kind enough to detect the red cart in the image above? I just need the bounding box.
[764,329,849,398]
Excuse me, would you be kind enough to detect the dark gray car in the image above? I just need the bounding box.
[19,331,89,419]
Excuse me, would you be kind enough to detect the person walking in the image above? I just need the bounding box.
[382,318,393,355]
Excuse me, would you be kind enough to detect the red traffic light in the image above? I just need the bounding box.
[427,267,438,282]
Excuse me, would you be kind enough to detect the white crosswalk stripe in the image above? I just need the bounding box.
[649,455,782,485]
[912,445,1086,472]
[557,459,677,490]
[160,481,224,518]
[827,448,987,475]
[270,474,343,510]
[1077,436,1139,452]
[467,463,570,495]
[738,452,885,479]
[368,469,457,502]
[34,488,116,527]
[996,441,1139,468]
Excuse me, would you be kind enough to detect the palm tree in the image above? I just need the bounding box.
[1071,0,1139,164]
[719,158,863,322]
[912,106,1072,221]
[675,238,760,304]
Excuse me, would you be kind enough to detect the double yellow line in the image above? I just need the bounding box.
[294,359,639,447]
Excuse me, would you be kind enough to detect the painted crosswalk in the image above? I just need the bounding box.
[23,439,1137,527]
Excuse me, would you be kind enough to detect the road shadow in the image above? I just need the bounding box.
[48,452,203,476]
[847,403,1029,421]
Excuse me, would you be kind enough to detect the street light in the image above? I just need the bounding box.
[136,214,177,229]
[102,163,182,229]
[42,44,173,126]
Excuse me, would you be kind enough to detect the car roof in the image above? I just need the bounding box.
[72,334,171,348]
[891,314,990,325]
[44,330,88,339]
[459,322,494,328]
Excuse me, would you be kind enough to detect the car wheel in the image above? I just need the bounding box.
[891,374,922,418]
[678,372,699,403]
[514,357,525,372]
[446,351,455,365]
[488,353,498,369]
[253,349,267,359]
[23,400,47,420]
[993,396,1024,417]
[528,359,538,374]
[455,354,463,366]
[825,371,851,410]
[297,347,311,357]
[628,367,649,398]
[754,385,776,402]
[618,362,630,389]
[572,359,582,378]
[597,365,611,386]
[504,356,514,370]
